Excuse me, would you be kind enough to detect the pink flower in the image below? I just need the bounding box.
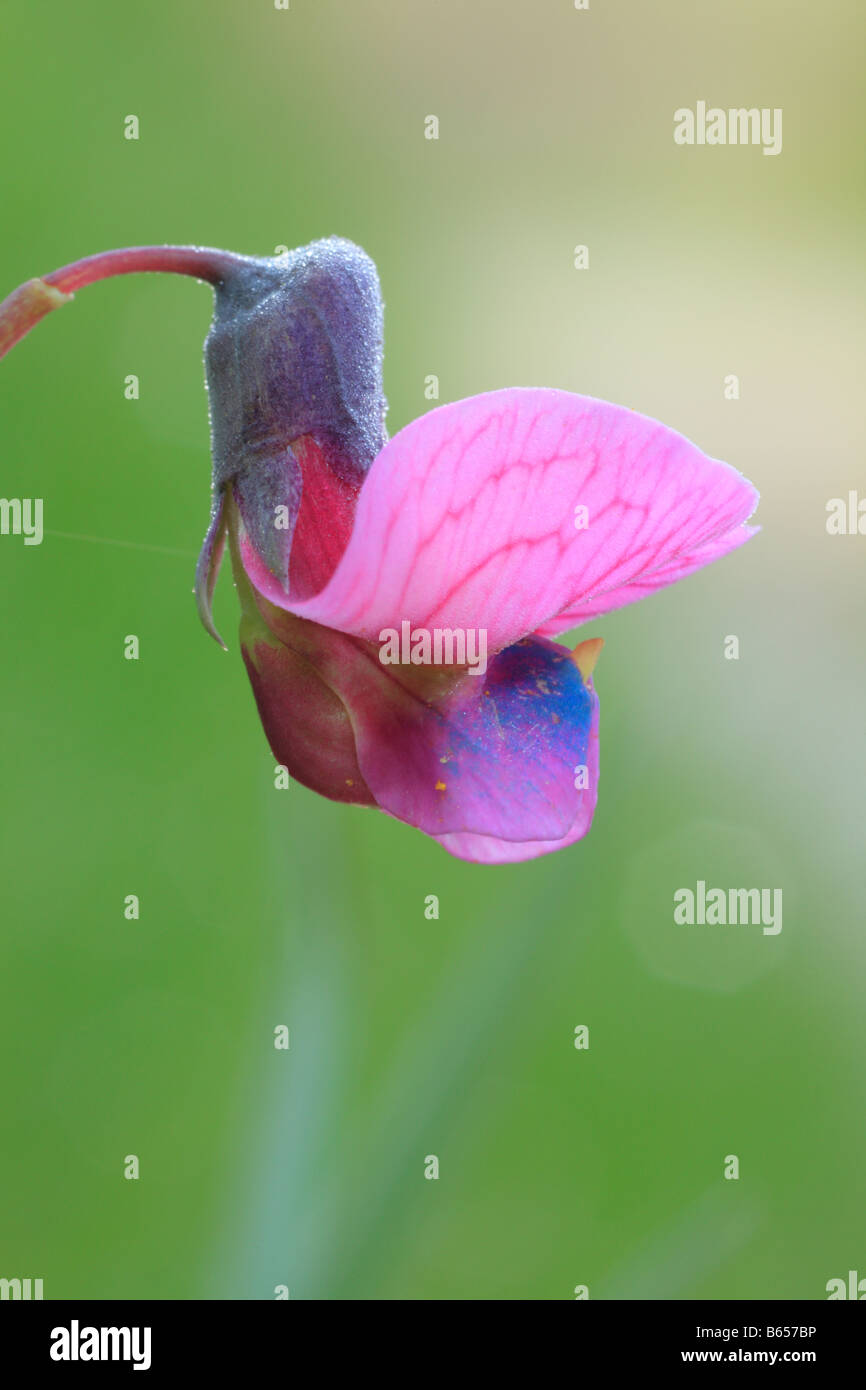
[0,238,759,862]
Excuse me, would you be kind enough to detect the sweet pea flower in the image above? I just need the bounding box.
[0,237,758,862]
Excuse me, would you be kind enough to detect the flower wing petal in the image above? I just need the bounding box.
[253,388,757,649]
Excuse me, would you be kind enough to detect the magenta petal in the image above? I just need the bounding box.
[433,699,600,863]
[259,388,757,649]
[350,635,599,843]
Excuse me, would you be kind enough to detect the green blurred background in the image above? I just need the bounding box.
[1,0,864,1300]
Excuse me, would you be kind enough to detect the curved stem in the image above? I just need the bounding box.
[0,244,253,359]
[42,245,248,293]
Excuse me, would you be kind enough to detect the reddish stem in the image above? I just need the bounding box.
[42,244,247,293]
[0,244,252,359]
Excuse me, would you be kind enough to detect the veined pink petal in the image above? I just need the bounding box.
[244,388,758,651]
[534,526,757,637]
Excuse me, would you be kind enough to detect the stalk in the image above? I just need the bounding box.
[0,244,252,359]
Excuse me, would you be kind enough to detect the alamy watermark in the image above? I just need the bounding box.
[0,1276,43,1299]
[674,103,782,156]
[50,1321,151,1371]
[674,880,783,935]
[826,1269,866,1299]
[0,496,43,545]
[826,492,865,535]
[379,621,488,676]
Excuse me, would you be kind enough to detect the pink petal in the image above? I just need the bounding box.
[535,525,758,637]
[433,699,600,863]
[245,584,600,846]
[350,634,599,842]
[246,388,758,650]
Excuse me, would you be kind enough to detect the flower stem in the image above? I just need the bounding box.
[0,244,252,359]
